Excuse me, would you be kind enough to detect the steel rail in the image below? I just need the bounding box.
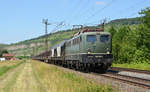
[110,67,150,75]
[92,72,150,89]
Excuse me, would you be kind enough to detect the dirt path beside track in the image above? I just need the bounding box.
[0,60,44,92]
[0,62,25,91]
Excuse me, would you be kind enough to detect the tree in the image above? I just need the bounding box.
[0,49,8,57]
[135,7,150,62]
[109,26,117,38]
[139,7,150,27]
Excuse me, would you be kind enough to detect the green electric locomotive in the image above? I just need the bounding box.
[64,29,113,72]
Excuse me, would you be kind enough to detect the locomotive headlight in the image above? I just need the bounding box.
[87,48,91,54]
[88,51,91,54]
[106,51,110,54]
[106,48,110,54]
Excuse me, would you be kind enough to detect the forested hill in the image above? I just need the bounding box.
[11,17,141,45]
[0,44,8,49]
[3,17,141,56]
[107,17,141,25]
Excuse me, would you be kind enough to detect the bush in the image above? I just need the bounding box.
[110,8,150,64]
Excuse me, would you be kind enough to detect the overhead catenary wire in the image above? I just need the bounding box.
[112,0,147,18]
[51,22,65,33]
[67,0,84,24]
[83,0,116,23]
[65,0,124,29]
[65,0,149,32]
[83,0,147,27]
[69,0,91,23]
[64,0,77,20]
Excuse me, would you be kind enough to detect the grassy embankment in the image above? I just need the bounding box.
[0,60,24,76]
[112,63,150,70]
[32,60,113,92]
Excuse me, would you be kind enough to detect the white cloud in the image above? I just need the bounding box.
[95,1,105,5]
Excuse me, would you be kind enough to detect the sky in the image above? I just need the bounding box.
[0,0,150,44]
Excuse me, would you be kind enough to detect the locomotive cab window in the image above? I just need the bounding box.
[87,35,97,42]
[100,35,109,42]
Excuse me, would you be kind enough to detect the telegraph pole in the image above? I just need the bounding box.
[101,19,107,32]
[102,22,104,31]
[42,19,51,62]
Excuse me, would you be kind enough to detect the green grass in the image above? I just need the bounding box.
[32,60,113,92]
[3,62,25,92]
[112,62,150,70]
[0,61,24,76]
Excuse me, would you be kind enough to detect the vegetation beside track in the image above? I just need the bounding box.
[0,60,24,76]
[32,60,113,92]
[112,63,150,70]
[110,8,150,65]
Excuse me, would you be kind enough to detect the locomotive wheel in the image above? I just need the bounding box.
[78,63,82,71]
[66,62,69,68]
[75,62,79,71]
[84,64,89,73]
[99,66,108,73]
[84,67,89,73]
[80,63,84,72]
[68,64,71,69]
[91,64,95,72]
[63,61,67,68]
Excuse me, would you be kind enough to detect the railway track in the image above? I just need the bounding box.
[91,72,150,89]
[110,67,150,74]
[90,67,150,89]
[105,73,150,89]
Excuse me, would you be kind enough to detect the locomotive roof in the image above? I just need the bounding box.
[82,31,111,35]
[73,31,111,37]
[66,31,111,42]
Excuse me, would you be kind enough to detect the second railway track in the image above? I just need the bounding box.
[92,72,150,89]
[90,67,150,90]
[110,67,150,75]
